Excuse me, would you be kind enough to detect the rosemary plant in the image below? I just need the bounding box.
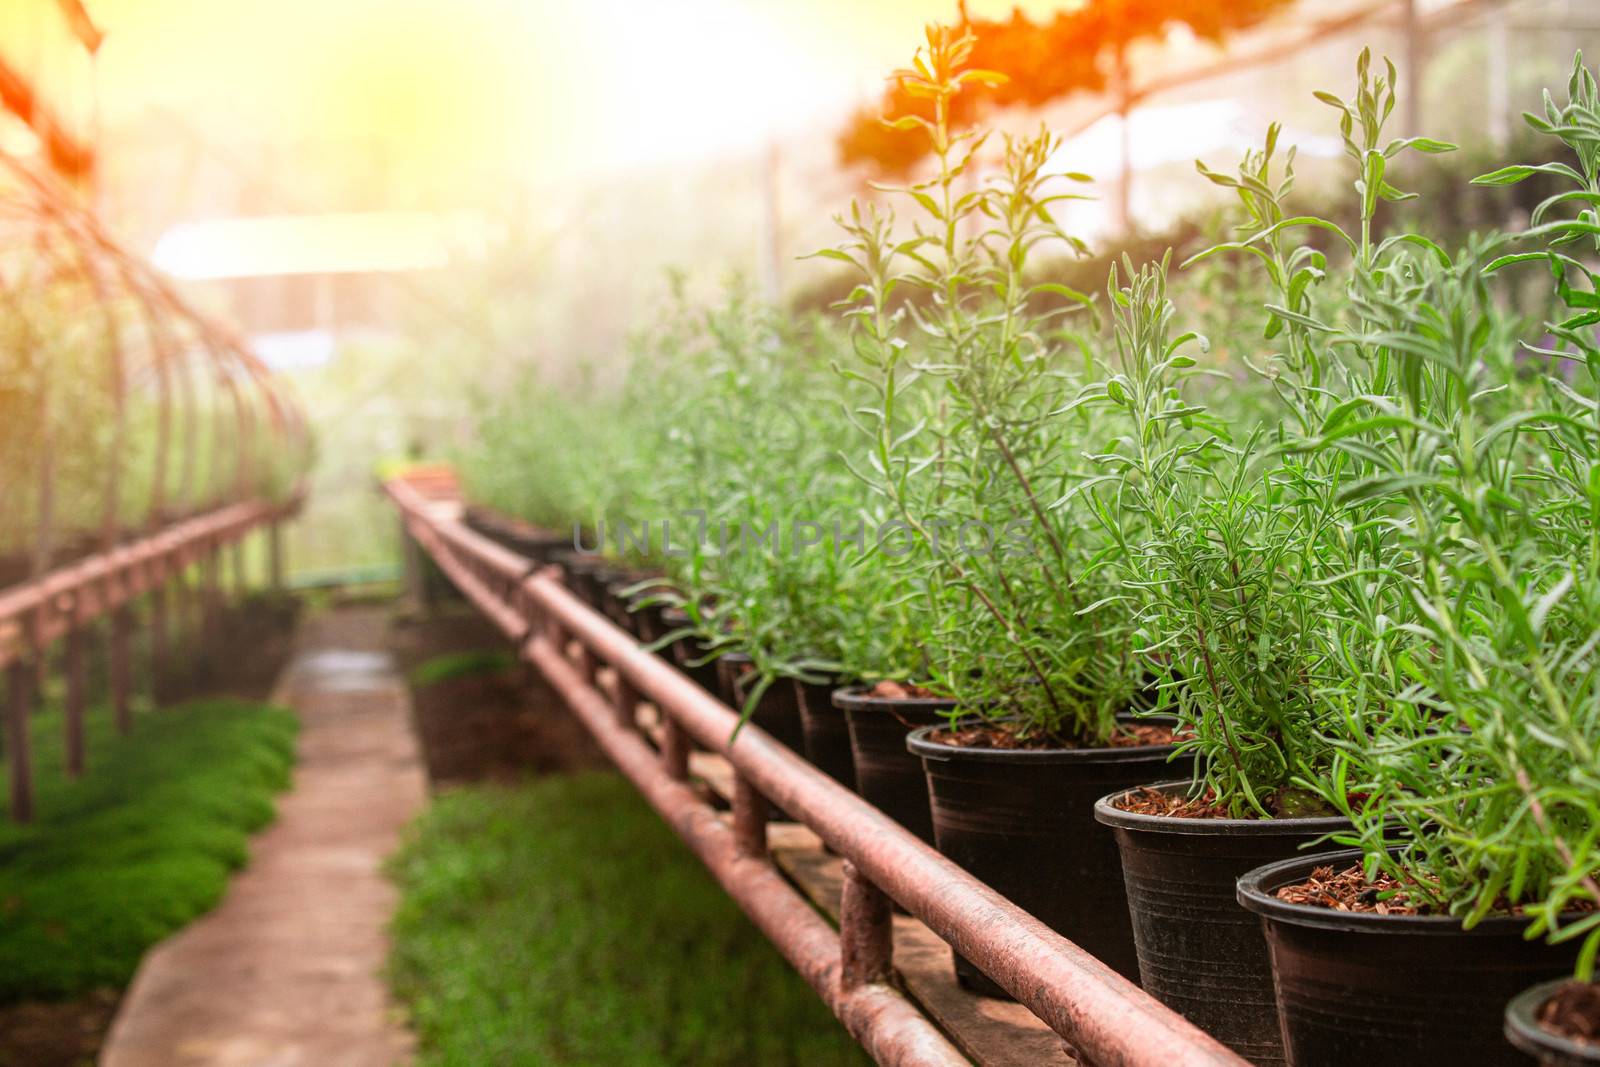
[1087,53,1455,815]
[1305,52,1600,970]
[827,26,1141,743]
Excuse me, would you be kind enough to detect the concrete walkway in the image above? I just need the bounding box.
[102,608,426,1067]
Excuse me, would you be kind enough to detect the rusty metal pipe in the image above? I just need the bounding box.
[110,604,132,735]
[5,661,34,822]
[529,634,969,1067]
[523,571,1244,1067]
[63,619,86,778]
[0,495,299,818]
[407,521,523,640]
[841,860,894,989]
[732,773,770,857]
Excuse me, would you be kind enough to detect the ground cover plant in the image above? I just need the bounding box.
[408,648,518,689]
[386,773,869,1067]
[0,697,297,999]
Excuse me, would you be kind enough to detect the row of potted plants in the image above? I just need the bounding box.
[458,35,1600,1067]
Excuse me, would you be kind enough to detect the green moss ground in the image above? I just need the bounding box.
[407,649,518,688]
[0,698,297,1000]
[387,772,871,1067]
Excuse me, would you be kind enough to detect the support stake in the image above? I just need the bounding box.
[614,672,643,731]
[661,717,690,781]
[6,660,34,823]
[202,548,220,638]
[576,644,599,688]
[64,618,86,779]
[111,604,132,735]
[150,583,169,681]
[733,773,770,858]
[840,860,894,989]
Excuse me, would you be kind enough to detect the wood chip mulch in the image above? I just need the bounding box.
[1274,864,1423,915]
[1539,981,1600,1048]
[1115,785,1340,819]
[1275,865,1600,918]
[1116,785,1238,819]
[868,680,944,700]
[927,722,1177,750]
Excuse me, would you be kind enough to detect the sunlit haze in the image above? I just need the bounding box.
[64,0,1068,193]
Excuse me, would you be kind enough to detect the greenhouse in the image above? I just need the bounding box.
[1,2,1598,1065]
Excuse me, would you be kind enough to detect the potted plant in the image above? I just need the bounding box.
[828,26,1187,993]
[1507,980,1600,1065]
[1234,53,1600,1066]
[1084,53,1468,1061]
[689,314,883,770]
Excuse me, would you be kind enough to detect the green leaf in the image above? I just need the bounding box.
[1337,473,1444,505]
[1472,165,1537,186]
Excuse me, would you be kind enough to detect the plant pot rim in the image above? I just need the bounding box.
[906,720,1181,765]
[463,504,561,531]
[555,550,609,572]
[1505,978,1600,1063]
[1094,780,1350,836]
[831,684,957,713]
[794,670,853,688]
[1237,847,1552,933]
[608,574,669,592]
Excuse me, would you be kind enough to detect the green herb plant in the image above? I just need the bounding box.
[1304,52,1600,971]
[1090,52,1463,816]
[827,25,1142,743]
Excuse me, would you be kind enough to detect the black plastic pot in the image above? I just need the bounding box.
[1506,980,1600,1066]
[623,581,676,645]
[909,721,1191,997]
[553,551,610,610]
[722,656,806,754]
[1094,782,1347,1065]
[659,606,722,694]
[590,565,627,616]
[1239,848,1586,1066]
[602,575,650,637]
[618,579,672,643]
[794,677,855,789]
[715,651,750,707]
[463,506,572,564]
[833,686,956,845]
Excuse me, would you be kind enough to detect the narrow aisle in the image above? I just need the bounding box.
[102,607,426,1067]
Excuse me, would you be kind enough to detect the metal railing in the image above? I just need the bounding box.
[386,473,1248,1067]
[0,148,311,824]
[0,493,301,822]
